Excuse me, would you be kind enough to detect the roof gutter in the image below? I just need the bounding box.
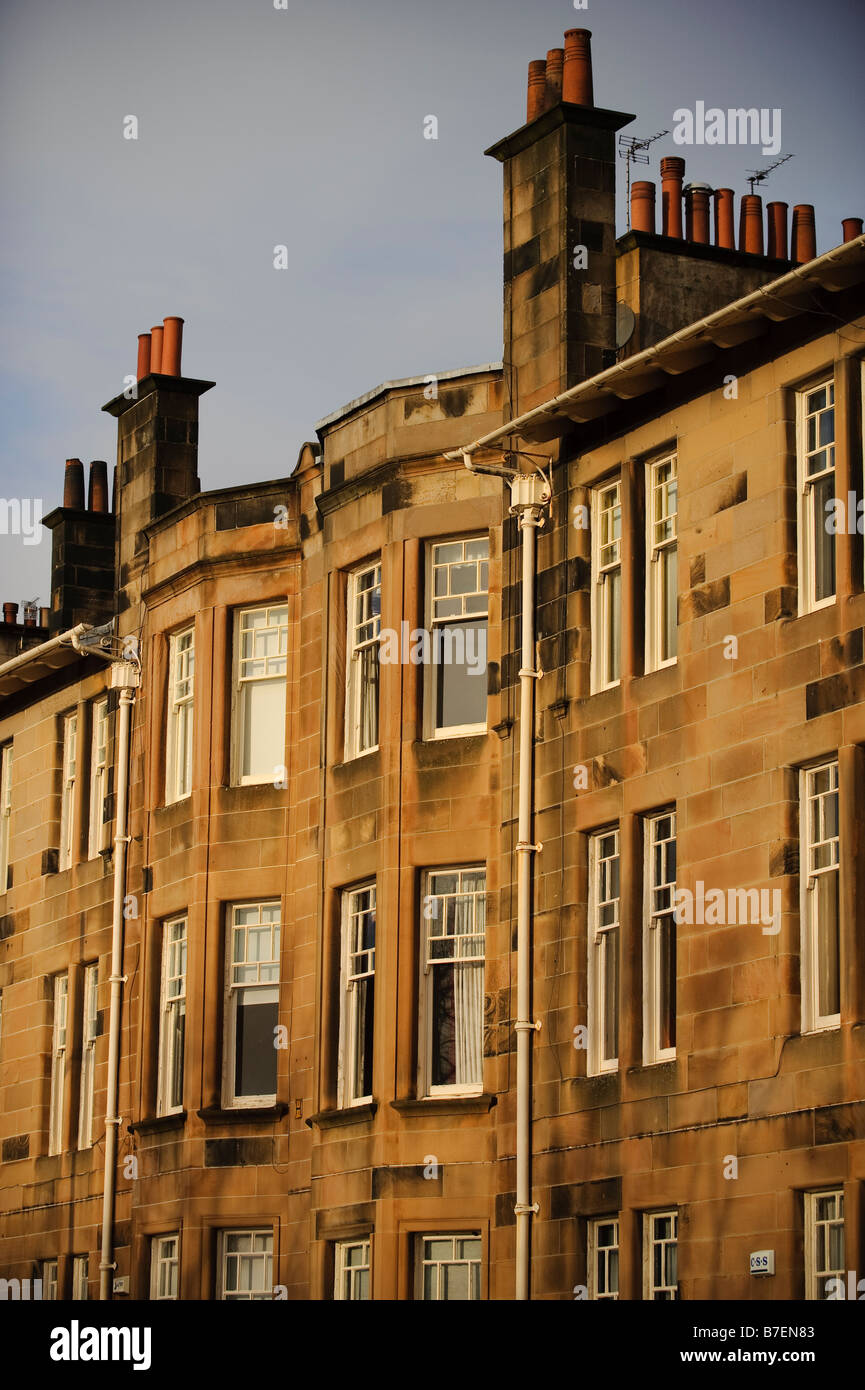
[445,235,864,461]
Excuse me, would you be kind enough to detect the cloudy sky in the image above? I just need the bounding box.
[1,0,863,603]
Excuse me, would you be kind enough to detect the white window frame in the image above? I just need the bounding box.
[338,884,376,1108]
[0,741,12,892]
[59,712,78,870]
[643,810,677,1065]
[334,1237,372,1300]
[150,1233,180,1300]
[643,1209,678,1300]
[48,974,68,1155]
[588,1216,620,1300]
[42,1258,59,1301]
[218,1229,274,1300]
[345,562,381,759]
[805,1189,845,1300]
[587,828,620,1076]
[800,760,841,1033]
[591,479,622,692]
[166,627,194,804]
[157,917,187,1117]
[77,963,98,1149]
[72,1254,89,1301]
[419,867,486,1098]
[424,536,489,740]
[797,377,836,615]
[645,453,678,671]
[415,1233,482,1300]
[223,902,281,1108]
[231,604,288,786]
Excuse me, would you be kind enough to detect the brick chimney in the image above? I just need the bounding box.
[102,317,213,624]
[486,29,634,417]
[42,460,116,634]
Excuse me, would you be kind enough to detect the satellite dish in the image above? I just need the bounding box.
[616,302,635,348]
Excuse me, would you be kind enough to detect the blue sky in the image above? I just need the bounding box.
[1,0,863,602]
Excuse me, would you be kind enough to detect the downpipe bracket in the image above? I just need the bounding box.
[514,1202,540,1216]
[515,841,542,854]
[515,1018,542,1034]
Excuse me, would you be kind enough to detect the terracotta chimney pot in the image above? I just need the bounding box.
[660,157,685,238]
[543,48,564,110]
[161,316,184,377]
[631,181,656,234]
[741,194,764,255]
[791,205,816,264]
[150,325,164,373]
[714,189,735,249]
[3,602,17,625]
[63,458,86,510]
[88,461,109,514]
[684,184,711,244]
[562,29,594,106]
[766,202,788,259]
[842,217,863,243]
[136,333,152,381]
[526,60,547,122]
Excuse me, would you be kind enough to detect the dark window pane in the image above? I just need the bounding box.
[434,621,487,729]
[432,964,456,1086]
[235,991,278,1096]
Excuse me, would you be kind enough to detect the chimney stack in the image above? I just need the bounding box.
[660,157,685,238]
[791,205,816,264]
[842,217,863,243]
[543,48,563,110]
[741,195,764,255]
[562,28,594,105]
[766,202,788,259]
[492,30,633,414]
[631,181,656,234]
[714,189,735,249]
[44,457,116,634]
[526,60,546,122]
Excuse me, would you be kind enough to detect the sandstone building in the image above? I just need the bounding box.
[1,30,863,1301]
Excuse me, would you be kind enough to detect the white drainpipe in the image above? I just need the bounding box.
[459,453,551,1299]
[99,660,140,1300]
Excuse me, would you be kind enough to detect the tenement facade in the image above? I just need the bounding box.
[1,29,863,1301]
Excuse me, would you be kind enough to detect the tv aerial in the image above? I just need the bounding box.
[745,152,794,196]
[619,130,669,227]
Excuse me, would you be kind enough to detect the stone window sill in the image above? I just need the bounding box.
[390,1093,497,1117]
[196,1103,289,1126]
[306,1102,378,1129]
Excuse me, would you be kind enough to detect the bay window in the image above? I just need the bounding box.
[426,537,489,737]
[157,916,187,1116]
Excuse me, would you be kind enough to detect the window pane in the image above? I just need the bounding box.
[434,621,487,729]
[241,679,286,780]
[816,871,840,1018]
[235,987,278,1096]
